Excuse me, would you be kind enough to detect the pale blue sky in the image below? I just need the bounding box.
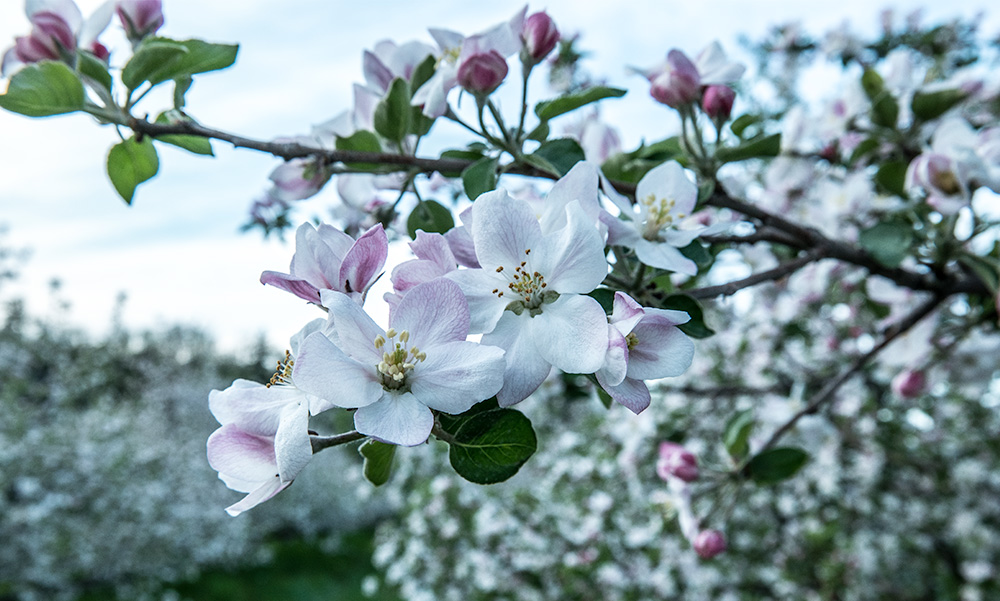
[0,1,996,352]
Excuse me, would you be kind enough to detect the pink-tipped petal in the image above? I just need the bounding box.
[391,278,471,348]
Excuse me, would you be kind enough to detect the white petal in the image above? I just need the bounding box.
[529,294,609,374]
[540,161,601,233]
[446,268,508,334]
[610,291,645,335]
[225,477,290,517]
[391,278,470,348]
[207,424,278,484]
[597,326,629,387]
[636,161,697,217]
[627,315,695,380]
[483,312,551,406]
[411,341,505,414]
[353,392,434,446]
[471,189,543,270]
[634,239,698,275]
[274,402,312,483]
[208,379,303,435]
[320,290,385,364]
[293,332,383,410]
[596,374,651,414]
[537,200,607,293]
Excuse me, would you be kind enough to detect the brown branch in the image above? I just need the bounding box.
[757,292,946,453]
[310,430,366,453]
[686,249,824,299]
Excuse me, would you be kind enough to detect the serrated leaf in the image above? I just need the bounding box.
[660,294,714,339]
[875,161,908,197]
[0,61,85,117]
[107,137,159,204]
[448,408,537,484]
[335,130,382,169]
[76,50,112,92]
[716,133,781,163]
[529,138,585,177]
[406,199,454,238]
[747,447,809,485]
[534,86,626,121]
[141,38,239,86]
[122,40,188,90]
[723,409,754,461]
[358,439,396,486]
[374,77,411,143]
[912,88,967,121]
[461,156,498,201]
[858,221,913,268]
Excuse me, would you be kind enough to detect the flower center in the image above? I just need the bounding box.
[640,193,686,240]
[931,169,962,195]
[266,350,294,387]
[491,249,559,317]
[439,45,462,67]
[625,332,639,350]
[374,329,426,391]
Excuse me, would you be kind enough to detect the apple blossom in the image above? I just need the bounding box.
[260,222,388,306]
[116,0,163,43]
[292,278,506,446]
[693,529,727,559]
[448,189,609,406]
[2,0,113,76]
[701,84,735,121]
[595,292,694,413]
[457,50,508,97]
[656,441,700,482]
[520,10,559,65]
[891,368,926,399]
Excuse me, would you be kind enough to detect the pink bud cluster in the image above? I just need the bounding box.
[644,42,744,123]
[656,441,727,560]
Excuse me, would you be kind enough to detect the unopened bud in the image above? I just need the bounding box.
[521,11,559,64]
[458,50,509,97]
[693,529,726,559]
[656,441,699,483]
[649,50,700,109]
[701,85,735,121]
[117,0,165,42]
[891,369,926,399]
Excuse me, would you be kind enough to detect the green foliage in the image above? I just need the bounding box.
[122,39,189,90]
[359,440,397,486]
[444,407,538,484]
[875,161,908,197]
[406,200,454,238]
[526,138,586,177]
[658,293,715,338]
[911,88,967,121]
[861,68,899,128]
[135,37,239,87]
[107,136,160,204]
[153,111,214,155]
[859,221,913,268]
[533,86,627,121]
[723,409,755,462]
[0,61,85,117]
[335,130,383,169]
[76,50,112,92]
[461,156,499,200]
[374,78,411,144]
[716,133,782,163]
[600,137,683,184]
[746,447,810,484]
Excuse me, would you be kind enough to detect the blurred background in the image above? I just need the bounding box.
[2,1,999,600]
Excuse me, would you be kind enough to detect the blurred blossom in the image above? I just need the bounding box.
[701,84,735,121]
[656,441,699,482]
[457,49,508,96]
[116,0,163,42]
[521,10,559,64]
[891,369,926,399]
[2,0,113,75]
[693,530,727,559]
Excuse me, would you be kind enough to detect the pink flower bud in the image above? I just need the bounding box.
[521,11,559,64]
[457,50,509,97]
[117,0,165,41]
[649,50,701,108]
[701,85,735,121]
[656,442,699,483]
[693,529,726,559]
[31,12,77,53]
[891,369,926,399]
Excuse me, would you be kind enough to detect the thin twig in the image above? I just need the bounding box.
[757,293,946,453]
[310,430,367,453]
[686,250,824,299]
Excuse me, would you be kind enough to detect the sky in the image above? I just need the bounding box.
[1,0,997,355]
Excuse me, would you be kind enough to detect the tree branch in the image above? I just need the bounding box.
[310,430,366,453]
[686,249,824,299]
[757,292,946,453]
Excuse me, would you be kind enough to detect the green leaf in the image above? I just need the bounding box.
[107,137,160,204]
[437,398,500,433]
[358,440,396,486]
[408,55,437,137]
[958,253,1000,295]
[858,221,913,268]
[747,447,809,485]
[875,161,908,197]
[716,133,781,163]
[374,77,411,144]
[0,61,85,117]
[911,88,967,122]
[173,76,193,109]
[534,86,627,121]
[462,156,499,201]
[122,39,189,90]
[529,138,586,177]
[406,200,455,239]
[660,294,715,339]
[152,112,213,156]
[679,240,714,269]
[861,69,898,128]
[723,409,754,461]
[141,38,239,86]
[848,137,880,165]
[729,113,761,138]
[447,408,538,484]
[76,50,112,92]
[335,130,383,170]
[588,287,615,313]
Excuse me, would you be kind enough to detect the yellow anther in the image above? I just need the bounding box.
[386,328,397,339]
[399,330,410,343]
